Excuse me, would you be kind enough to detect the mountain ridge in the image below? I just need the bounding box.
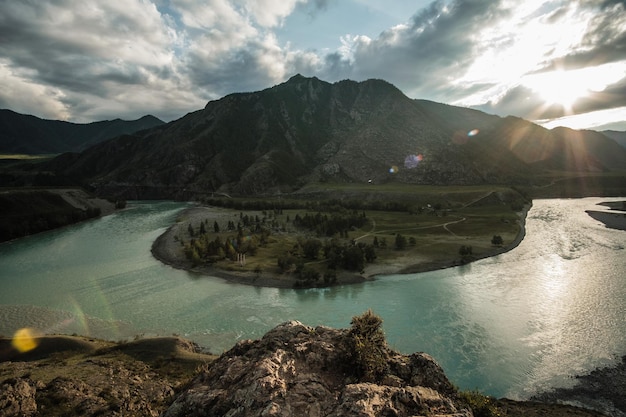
[0,110,164,154]
[6,75,626,199]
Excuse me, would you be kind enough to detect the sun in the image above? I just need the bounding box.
[523,70,590,108]
[522,64,624,111]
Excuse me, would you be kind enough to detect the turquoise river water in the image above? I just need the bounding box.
[1,197,625,399]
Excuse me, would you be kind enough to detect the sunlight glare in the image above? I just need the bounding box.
[537,106,626,130]
[523,64,625,108]
[523,71,588,107]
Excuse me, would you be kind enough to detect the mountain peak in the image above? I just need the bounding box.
[286,73,319,83]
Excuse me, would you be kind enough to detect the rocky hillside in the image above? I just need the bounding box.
[0,110,164,154]
[21,75,623,200]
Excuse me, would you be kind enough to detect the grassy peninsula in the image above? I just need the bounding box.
[152,184,530,288]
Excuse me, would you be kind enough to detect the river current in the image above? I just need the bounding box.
[1,198,625,399]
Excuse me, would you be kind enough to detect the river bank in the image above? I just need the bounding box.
[151,203,530,288]
[150,206,370,288]
[0,188,117,243]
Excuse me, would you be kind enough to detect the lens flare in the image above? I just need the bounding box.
[12,328,40,353]
[404,154,424,169]
[468,129,479,137]
[389,165,399,174]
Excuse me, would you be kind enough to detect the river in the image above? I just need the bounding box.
[1,198,625,399]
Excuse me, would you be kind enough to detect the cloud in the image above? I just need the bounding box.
[0,61,71,120]
[0,0,623,130]
[0,0,197,121]
[535,1,626,72]
[319,0,507,99]
[243,0,303,27]
[457,0,626,122]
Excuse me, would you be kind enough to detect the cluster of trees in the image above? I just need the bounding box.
[182,219,270,266]
[202,196,445,214]
[178,204,420,287]
[292,210,368,237]
[277,237,378,287]
[391,234,416,250]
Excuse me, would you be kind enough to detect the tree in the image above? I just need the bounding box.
[394,234,407,250]
[277,255,295,272]
[343,246,365,271]
[323,270,337,285]
[302,238,323,260]
[364,244,377,263]
[298,266,320,283]
[213,221,220,233]
[187,223,195,237]
[459,245,473,256]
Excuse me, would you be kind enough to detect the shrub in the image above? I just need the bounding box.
[348,309,388,382]
[459,390,502,417]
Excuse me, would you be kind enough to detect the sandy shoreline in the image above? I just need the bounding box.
[151,203,531,288]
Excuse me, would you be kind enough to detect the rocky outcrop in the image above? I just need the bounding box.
[0,335,213,417]
[163,320,472,417]
[0,329,614,417]
[0,378,38,416]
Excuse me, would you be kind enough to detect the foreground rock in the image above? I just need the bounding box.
[0,320,614,416]
[163,319,471,417]
[0,335,215,416]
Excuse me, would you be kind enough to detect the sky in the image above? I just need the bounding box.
[0,0,625,131]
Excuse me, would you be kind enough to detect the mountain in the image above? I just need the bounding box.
[602,130,626,149]
[0,110,164,154]
[36,75,626,199]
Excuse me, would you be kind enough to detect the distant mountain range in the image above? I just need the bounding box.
[602,130,626,149]
[4,75,626,198]
[0,110,164,154]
